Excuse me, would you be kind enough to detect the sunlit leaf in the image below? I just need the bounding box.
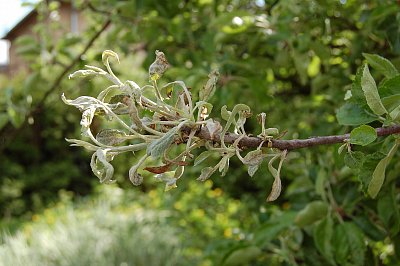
[368,140,399,198]
[363,53,398,78]
[361,64,387,115]
[349,125,377,146]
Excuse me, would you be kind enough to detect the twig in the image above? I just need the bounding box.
[193,125,400,150]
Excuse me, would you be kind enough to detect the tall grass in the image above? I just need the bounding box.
[0,187,192,266]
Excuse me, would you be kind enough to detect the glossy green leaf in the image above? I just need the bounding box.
[349,125,377,146]
[336,103,376,126]
[361,64,387,115]
[295,201,329,227]
[363,53,398,78]
[368,140,399,198]
[313,216,335,265]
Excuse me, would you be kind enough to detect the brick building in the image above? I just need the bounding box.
[1,1,85,75]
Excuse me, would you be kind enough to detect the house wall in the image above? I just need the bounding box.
[1,1,86,76]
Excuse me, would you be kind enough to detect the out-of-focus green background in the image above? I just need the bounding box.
[1,0,400,265]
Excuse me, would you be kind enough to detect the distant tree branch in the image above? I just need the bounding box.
[0,19,111,151]
[194,125,400,150]
[34,19,111,110]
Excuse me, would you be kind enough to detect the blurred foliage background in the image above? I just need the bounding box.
[0,0,400,265]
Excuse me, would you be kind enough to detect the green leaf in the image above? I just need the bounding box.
[336,103,376,126]
[381,94,400,112]
[379,75,400,98]
[344,151,365,169]
[353,214,385,241]
[222,245,262,266]
[96,129,128,146]
[377,184,400,236]
[361,64,387,115]
[349,125,377,146]
[254,212,296,246]
[368,140,399,198]
[146,127,178,158]
[194,150,213,166]
[313,216,335,266]
[357,151,386,192]
[0,113,9,129]
[363,53,398,78]
[389,105,400,121]
[332,222,366,266]
[295,201,329,227]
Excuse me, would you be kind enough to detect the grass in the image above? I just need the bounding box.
[0,187,192,266]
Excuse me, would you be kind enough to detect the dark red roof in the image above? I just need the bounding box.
[2,8,37,40]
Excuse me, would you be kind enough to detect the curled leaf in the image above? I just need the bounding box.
[197,166,217,181]
[128,155,148,186]
[205,119,222,140]
[130,172,143,186]
[102,50,120,66]
[154,172,178,191]
[66,138,99,151]
[242,150,264,166]
[144,163,172,174]
[199,69,219,101]
[165,178,178,191]
[194,150,213,166]
[90,149,115,184]
[68,69,98,79]
[221,105,231,121]
[61,93,101,112]
[218,156,230,176]
[96,129,128,146]
[147,126,179,158]
[266,150,287,201]
[149,50,169,81]
[80,106,96,136]
[247,164,259,177]
[174,165,185,179]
